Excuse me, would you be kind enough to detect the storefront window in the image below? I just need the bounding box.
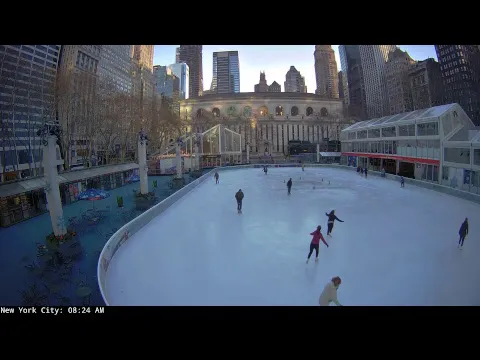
[433,166,439,182]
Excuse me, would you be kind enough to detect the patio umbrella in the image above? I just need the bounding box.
[125,174,140,183]
[77,189,110,209]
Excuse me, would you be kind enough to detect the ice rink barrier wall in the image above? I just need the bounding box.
[97,163,480,305]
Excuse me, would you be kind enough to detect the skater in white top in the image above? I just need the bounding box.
[319,276,343,306]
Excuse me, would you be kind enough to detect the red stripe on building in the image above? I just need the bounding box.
[341,152,440,166]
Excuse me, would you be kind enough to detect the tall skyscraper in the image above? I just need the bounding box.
[314,45,339,98]
[131,45,155,102]
[284,66,307,93]
[338,45,367,119]
[435,45,480,125]
[338,71,344,99]
[254,71,269,92]
[177,45,203,98]
[99,45,133,93]
[169,63,189,100]
[359,45,397,118]
[409,58,444,110]
[175,47,180,63]
[153,65,171,96]
[385,48,416,115]
[211,51,240,94]
[132,45,154,72]
[0,45,61,181]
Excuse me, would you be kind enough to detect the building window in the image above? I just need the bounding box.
[275,106,284,116]
[444,148,470,164]
[291,106,299,116]
[417,122,439,136]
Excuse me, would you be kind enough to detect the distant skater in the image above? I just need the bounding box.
[306,225,329,264]
[263,166,268,175]
[400,176,404,187]
[319,277,343,306]
[287,178,292,195]
[364,168,368,178]
[214,171,219,184]
[458,217,469,249]
[325,210,344,237]
[302,163,305,171]
[235,189,244,214]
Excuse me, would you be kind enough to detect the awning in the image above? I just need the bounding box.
[0,163,139,198]
[319,152,342,157]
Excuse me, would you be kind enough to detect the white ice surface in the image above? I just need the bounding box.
[105,167,480,306]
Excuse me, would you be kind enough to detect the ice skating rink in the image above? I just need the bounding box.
[105,167,480,306]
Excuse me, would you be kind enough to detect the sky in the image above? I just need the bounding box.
[153,45,437,94]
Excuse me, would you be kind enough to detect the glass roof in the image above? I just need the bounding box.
[343,104,457,132]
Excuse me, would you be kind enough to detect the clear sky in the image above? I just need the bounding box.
[153,45,437,94]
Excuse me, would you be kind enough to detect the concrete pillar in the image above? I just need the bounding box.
[316,143,320,163]
[43,135,66,236]
[138,136,148,194]
[175,141,182,179]
[396,160,400,175]
[246,142,250,163]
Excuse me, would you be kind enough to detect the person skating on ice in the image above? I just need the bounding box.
[325,210,344,237]
[287,178,292,195]
[302,163,305,171]
[214,171,219,184]
[458,217,469,249]
[400,176,404,187]
[235,189,244,213]
[319,277,343,306]
[306,225,329,264]
[364,168,368,178]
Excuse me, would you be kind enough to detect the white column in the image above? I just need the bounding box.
[43,135,66,236]
[175,142,182,179]
[138,137,148,194]
[218,125,222,166]
[194,135,200,170]
[246,142,250,163]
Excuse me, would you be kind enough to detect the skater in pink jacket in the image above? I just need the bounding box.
[306,226,329,264]
[319,276,343,306]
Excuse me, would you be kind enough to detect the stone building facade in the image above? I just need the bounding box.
[179,92,346,155]
[385,48,416,115]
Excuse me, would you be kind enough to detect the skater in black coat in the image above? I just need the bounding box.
[458,218,469,249]
[214,171,219,184]
[325,210,344,237]
[287,178,292,195]
[235,189,244,213]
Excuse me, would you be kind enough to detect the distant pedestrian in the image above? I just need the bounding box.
[400,176,404,188]
[235,189,244,214]
[287,178,292,195]
[214,171,219,184]
[319,277,343,306]
[458,217,469,249]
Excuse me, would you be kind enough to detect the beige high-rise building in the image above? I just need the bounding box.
[284,66,307,93]
[132,45,154,71]
[314,45,339,98]
[385,48,416,115]
[131,45,155,101]
[359,45,397,118]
